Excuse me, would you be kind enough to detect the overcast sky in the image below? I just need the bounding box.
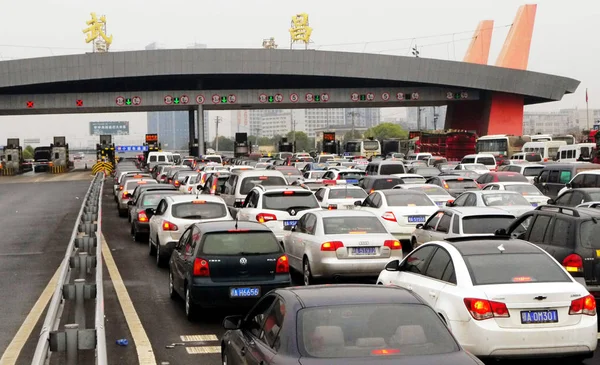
[0,0,597,142]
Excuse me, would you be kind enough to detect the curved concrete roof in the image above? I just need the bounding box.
[0,49,579,104]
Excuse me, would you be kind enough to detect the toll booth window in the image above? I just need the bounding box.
[55,153,59,159]
[6,155,11,161]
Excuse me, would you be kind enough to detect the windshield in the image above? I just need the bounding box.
[323,217,387,234]
[299,304,458,358]
[338,171,365,180]
[328,188,368,199]
[309,171,326,179]
[345,142,360,153]
[412,168,440,176]
[464,164,486,171]
[385,193,435,207]
[409,185,450,196]
[476,139,508,154]
[240,176,287,195]
[581,220,600,249]
[363,140,380,150]
[482,193,530,206]
[400,177,427,184]
[464,253,571,285]
[522,166,544,177]
[318,155,335,163]
[171,201,227,219]
[372,178,403,190]
[445,179,479,189]
[201,232,280,255]
[140,192,179,207]
[205,156,222,163]
[380,164,405,175]
[262,192,319,210]
[461,216,515,234]
[504,184,543,196]
[125,180,157,191]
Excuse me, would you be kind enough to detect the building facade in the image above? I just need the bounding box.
[523,108,600,135]
[406,106,447,131]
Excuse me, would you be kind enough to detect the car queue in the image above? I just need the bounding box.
[108,151,600,364]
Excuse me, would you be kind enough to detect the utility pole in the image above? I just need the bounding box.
[433,106,439,130]
[214,116,221,152]
[291,113,296,152]
[416,107,422,131]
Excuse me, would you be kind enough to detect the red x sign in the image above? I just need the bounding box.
[76,99,83,107]
[26,101,34,108]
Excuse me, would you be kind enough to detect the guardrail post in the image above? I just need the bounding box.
[65,324,78,365]
[78,252,88,279]
[74,279,86,329]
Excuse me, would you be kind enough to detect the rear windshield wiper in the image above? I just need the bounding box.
[181,215,203,219]
[238,252,266,256]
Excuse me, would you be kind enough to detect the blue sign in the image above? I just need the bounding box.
[116,145,148,152]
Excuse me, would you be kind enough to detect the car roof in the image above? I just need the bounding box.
[379,189,428,197]
[444,238,540,256]
[439,175,475,181]
[283,284,422,308]
[311,210,377,218]
[373,160,405,165]
[255,185,308,192]
[542,163,600,169]
[442,206,516,217]
[165,195,225,203]
[234,169,284,177]
[363,175,402,180]
[194,220,270,233]
[473,190,521,195]
[488,181,534,186]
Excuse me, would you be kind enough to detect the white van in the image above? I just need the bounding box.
[146,152,174,171]
[221,169,288,207]
[461,154,496,171]
[522,141,566,161]
[204,154,223,164]
[405,153,433,161]
[557,143,595,163]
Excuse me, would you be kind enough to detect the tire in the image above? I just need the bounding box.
[156,243,166,267]
[118,208,127,218]
[169,270,177,300]
[185,286,196,321]
[303,257,314,286]
[149,236,157,256]
[132,224,142,242]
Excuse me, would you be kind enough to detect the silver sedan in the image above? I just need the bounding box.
[282,210,402,285]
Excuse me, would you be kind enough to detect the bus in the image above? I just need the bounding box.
[475,134,531,158]
[557,143,596,163]
[522,141,566,161]
[344,139,381,158]
[530,134,576,145]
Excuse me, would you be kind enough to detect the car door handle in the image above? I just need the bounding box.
[406,285,412,291]
[429,291,437,298]
[241,347,247,356]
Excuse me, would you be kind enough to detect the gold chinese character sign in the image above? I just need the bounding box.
[289,13,313,49]
[83,12,113,52]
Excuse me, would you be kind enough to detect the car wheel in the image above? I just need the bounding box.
[185,286,196,321]
[303,258,313,286]
[149,237,156,256]
[156,243,165,267]
[169,270,177,300]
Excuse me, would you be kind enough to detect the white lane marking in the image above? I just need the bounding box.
[181,334,219,342]
[102,233,157,365]
[185,346,221,354]
[0,267,60,365]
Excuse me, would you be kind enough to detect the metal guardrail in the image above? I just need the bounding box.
[31,172,106,365]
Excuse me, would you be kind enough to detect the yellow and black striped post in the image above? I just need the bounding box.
[92,161,114,176]
[0,168,15,176]
[50,166,67,174]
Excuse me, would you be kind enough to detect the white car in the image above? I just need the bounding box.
[302,170,327,180]
[500,163,545,183]
[451,190,534,217]
[147,195,232,266]
[179,172,201,194]
[390,173,427,184]
[314,184,368,210]
[320,168,365,185]
[118,178,157,216]
[357,189,438,246]
[377,238,597,360]
[557,170,600,197]
[454,163,490,175]
[235,185,322,241]
[394,183,453,207]
[283,210,402,285]
[482,182,549,207]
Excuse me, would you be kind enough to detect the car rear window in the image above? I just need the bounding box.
[372,178,403,190]
[385,193,435,207]
[328,189,367,199]
[240,176,287,195]
[409,185,450,196]
[205,156,222,163]
[464,164,486,171]
[263,192,319,210]
[200,232,281,255]
[412,168,441,177]
[461,216,515,234]
[323,217,387,234]
[482,193,530,206]
[379,164,405,175]
[504,184,543,196]
[299,304,458,358]
[461,157,475,164]
[445,179,479,189]
[338,171,365,180]
[141,193,179,207]
[171,201,227,219]
[400,177,427,184]
[522,166,544,177]
[464,253,571,285]
[497,174,529,182]
[581,220,600,249]
[310,171,326,179]
[277,168,302,176]
[478,157,496,166]
[126,180,157,190]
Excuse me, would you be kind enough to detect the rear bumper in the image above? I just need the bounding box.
[311,257,397,279]
[190,276,291,308]
[133,220,150,233]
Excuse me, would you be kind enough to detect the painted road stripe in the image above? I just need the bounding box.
[181,334,219,342]
[102,234,157,365]
[0,267,60,365]
[186,346,221,354]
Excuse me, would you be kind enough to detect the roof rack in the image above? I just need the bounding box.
[535,205,580,217]
[444,235,511,242]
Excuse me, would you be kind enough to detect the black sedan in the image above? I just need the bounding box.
[221,285,483,365]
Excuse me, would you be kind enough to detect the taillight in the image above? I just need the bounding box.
[121,191,129,199]
[137,211,149,222]
[384,240,402,250]
[562,254,583,273]
[276,255,289,273]
[256,213,277,223]
[193,258,210,276]
[119,185,124,190]
[188,186,192,192]
[463,298,509,320]
[162,221,179,231]
[443,182,449,189]
[569,295,596,316]
[370,189,375,193]
[174,180,180,187]
[381,212,397,222]
[321,241,344,251]
[328,204,337,210]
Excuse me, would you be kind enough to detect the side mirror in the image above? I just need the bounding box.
[222,315,243,330]
[446,200,455,207]
[494,228,508,236]
[124,193,132,199]
[354,200,362,206]
[415,223,424,230]
[566,183,572,189]
[385,260,400,271]
[145,208,155,218]
[533,177,539,184]
[127,200,134,206]
[547,199,555,205]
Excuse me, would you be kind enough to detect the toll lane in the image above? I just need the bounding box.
[0,179,91,363]
[100,183,226,365]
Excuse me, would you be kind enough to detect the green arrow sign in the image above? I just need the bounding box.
[221,96,228,103]
[125,98,132,105]
[268,96,274,103]
[174,97,180,104]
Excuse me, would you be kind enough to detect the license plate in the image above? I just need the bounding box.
[531,203,538,207]
[520,310,558,324]
[436,201,444,206]
[230,287,261,298]
[344,205,355,210]
[283,220,297,227]
[351,247,377,255]
[408,216,426,223]
[346,179,358,184]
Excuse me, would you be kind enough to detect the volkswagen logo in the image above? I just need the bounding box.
[289,209,297,216]
[533,296,547,301]
[239,257,248,265]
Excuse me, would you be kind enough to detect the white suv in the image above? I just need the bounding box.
[236,185,322,241]
[147,195,232,266]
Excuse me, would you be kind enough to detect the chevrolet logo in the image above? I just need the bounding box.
[533,296,547,301]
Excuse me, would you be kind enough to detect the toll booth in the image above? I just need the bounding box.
[142,134,161,169]
[50,136,70,173]
[278,138,294,153]
[234,133,250,158]
[96,134,116,164]
[1,138,23,176]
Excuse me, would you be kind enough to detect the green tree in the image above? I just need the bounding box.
[23,145,34,159]
[364,123,407,141]
[257,137,274,146]
[342,130,363,145]
[286,131,310,152]
[212,136,234,151]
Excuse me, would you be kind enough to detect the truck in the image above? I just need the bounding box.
[33,146,53,172]
[400,130,478,161]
